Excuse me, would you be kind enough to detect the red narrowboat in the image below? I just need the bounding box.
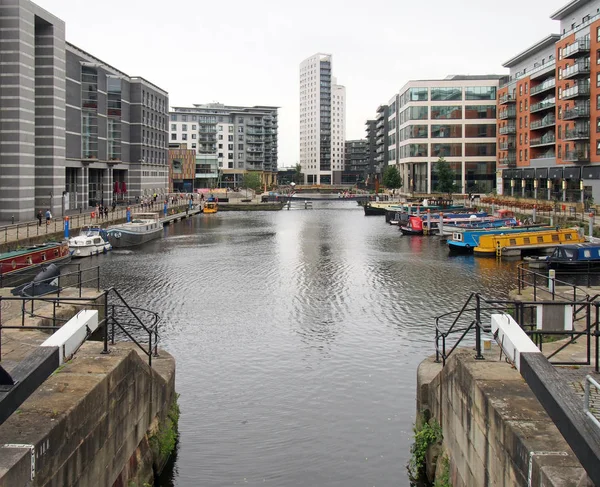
[0,241,71,287]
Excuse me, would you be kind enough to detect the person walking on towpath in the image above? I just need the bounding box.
[45,209,52,225]
[37,210,43,227]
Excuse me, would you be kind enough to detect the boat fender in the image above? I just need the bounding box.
[466,244,470,249]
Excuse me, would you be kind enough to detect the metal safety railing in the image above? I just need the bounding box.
[435,292,600,370]
[0,284,160,367]
[517,263,591,302]
[584,375,600,429]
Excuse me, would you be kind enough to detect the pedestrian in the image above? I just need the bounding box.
[104,206,109,219]
[99,206,104,220]
[112,201,116,212]
[45,208,52,225]
[96,204,100,220]
[37,210,43,227]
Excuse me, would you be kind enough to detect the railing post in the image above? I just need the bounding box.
[435,328,440,363]
[111,304,115,345]
[102,291,109,355]
[475,294,484,360]
[518,266,522,295]
[78,270,82,298]
[148,330,152,367]
[549,269,556,299]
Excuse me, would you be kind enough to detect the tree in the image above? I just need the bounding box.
[294,163,303,185]
[242,171,262,194]
[435,157,459,197]
[382,164,402,190]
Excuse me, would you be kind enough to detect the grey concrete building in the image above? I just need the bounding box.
[343,139,369,184]
[170,103,279,189]
[0,0,168,222]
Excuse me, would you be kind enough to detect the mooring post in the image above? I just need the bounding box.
[548,269,556,299]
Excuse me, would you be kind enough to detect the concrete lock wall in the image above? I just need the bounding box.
[417,350,587,487]
[0,343,176,487]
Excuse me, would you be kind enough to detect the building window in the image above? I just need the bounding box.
[597,140,600,155]
[238,126,244,133]
[192,125,197,130]
[465,86,496,100]
[192,134,196,139]
[519,101,523,112]
[218,126,223,132]
[219,134,223,140]
[558,126,562,139]
[170,114,177,121]
[525,99,528,111]
[430,87,462,101]
[229,126,234,133]
[525,116,528,128]
[182,124,187,131]
[182,115,187,122]
[519,85,523,96]
[558,145,562,158]
[228,153,234,159]
[238,144,244,150]
[228,135,233,141]
[171,134,176,140]
[228,144,234,150]
[171,124,176,131]
[525,83,528,94]
[519,150,523,162]
[182,134,188,140]
[192,143,196,149]
[525,149,528,161]
[238,134,244,141]
[597,26,600,42]
[597,118,600,133]
[218,143,223,149]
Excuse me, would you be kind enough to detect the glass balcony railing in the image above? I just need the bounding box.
[499,140,516,151]
[499,93,516,104]
[531,151,556,160]
[530,134,556,147]
[530,98,556,113]
[501,154,516,166]
[563,62,591,79]
[564,126,590,140]
[563,39,591,58]
[563,105,590,120]
[562,84,590,100]
[530,116,556,129]
[499,124,516,135]
[499,107,517,119]
[530,78,556,96]
[563,148,590,162]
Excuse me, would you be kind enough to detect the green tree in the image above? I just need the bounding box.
[382,165,402,189]
[242,171,262,193]
[294,163,303,185]
[435,157,459,197]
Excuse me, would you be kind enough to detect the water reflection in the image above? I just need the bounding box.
[89,202,520,487]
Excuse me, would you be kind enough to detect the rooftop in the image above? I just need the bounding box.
[502,34,561,68]
[550,0,590,20]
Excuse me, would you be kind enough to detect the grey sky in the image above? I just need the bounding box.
[36,0,567,167]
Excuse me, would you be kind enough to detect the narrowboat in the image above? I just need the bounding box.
[473,228,585,257]
[106,213,162,248]
[547,243,600,271]
[399,213,488,236]
[203,201,218,214]
[68,226,112,258]
[363,202,399,216]
[0,241,71,287]
[448,225,549,253]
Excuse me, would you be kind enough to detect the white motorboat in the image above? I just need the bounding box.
[68,226,112,258]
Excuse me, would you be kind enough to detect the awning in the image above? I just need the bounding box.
[548,167,563,180]
[563,167,581,180]
[113,181,120,194]
[535,168,548,179]
[503,169,515,179]
[121,181,127,193]
[523,168,535,179]
[514,169,523,179]
[582,166,600,179]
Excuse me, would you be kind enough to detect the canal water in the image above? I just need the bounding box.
[94,200,519,486]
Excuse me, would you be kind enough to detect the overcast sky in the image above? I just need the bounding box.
[35,0,567,167]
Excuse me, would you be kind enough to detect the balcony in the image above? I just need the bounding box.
[247,119,263,127]
[563,105,590,120]
[530,116,556,130]
[501,154,516,166]
[563,39,591,59]
[563,61,591,79]
[530,134,556,147]
[531,150,556,161]
[376,118,385,129]
[563,148,590,162]
[499,124,516,135]
[499,93,516,104]
[562,83,590,100]
[530,78,556,96]
[499,107,516,120]
[376,129,385,137]
[247,146,263,153]
[564,126,590,141]
[530,98,556,113]
[499,140,516,151]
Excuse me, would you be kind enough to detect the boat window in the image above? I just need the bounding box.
[54,249,59,256]
[41,253,46,261]
[509,239,516,245]
[552,235,559,242]
[94,238,101,244]
[86,240,92,245]
[551,248,559,258]
[584,250,591,258]
[523,237,530,244]
[565,234,572,241]
[565,249,577,259]
[537,236,544,243]
[27,257,32,265]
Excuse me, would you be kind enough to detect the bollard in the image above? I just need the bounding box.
[548,269,556,297]
[590,213,595,238]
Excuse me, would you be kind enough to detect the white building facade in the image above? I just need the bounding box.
[393,75,503,195]
[299,53,346,185]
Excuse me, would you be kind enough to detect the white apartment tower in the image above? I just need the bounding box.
[299,53,346,185]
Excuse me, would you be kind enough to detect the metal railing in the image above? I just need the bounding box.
[516,263,590,302]
[0,285,160,367]
[435,290,600,369]
[584,375,600,429]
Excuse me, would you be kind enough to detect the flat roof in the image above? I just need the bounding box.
[550,0,589,20]
[502,34,561,67]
